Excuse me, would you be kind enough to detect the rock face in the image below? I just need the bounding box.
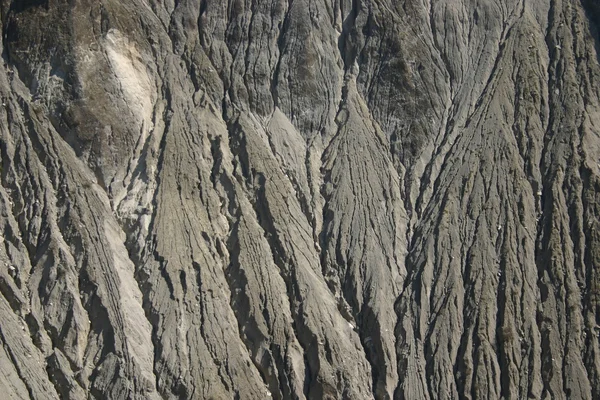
[1,0,600,398]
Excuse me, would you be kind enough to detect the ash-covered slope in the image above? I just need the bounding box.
[1,0,600,399]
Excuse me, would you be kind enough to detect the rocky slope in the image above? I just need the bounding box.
[1,0,600,399]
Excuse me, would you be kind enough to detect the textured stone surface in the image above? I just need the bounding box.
[1,0,600,398]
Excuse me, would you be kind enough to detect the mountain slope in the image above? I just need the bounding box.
[1,0,600,399]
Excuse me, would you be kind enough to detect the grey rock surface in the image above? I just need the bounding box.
[0,0,600,398]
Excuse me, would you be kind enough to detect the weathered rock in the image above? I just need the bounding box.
[1,0,600,399]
